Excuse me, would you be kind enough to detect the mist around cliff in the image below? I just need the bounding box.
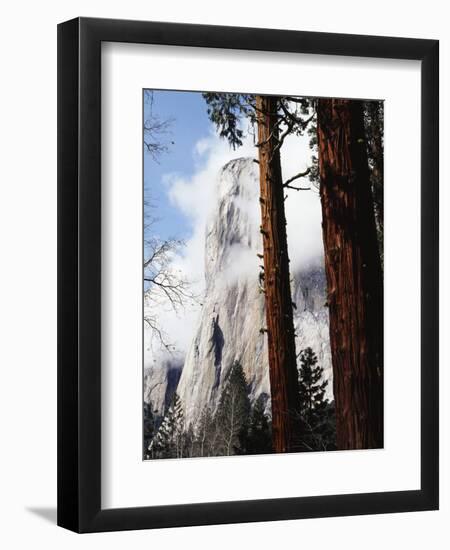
[145,127,324,367]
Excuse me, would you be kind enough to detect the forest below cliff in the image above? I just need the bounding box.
[143,91,384,459]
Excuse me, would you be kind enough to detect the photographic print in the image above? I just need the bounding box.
[58,19,438,531]
[143,90,384,460]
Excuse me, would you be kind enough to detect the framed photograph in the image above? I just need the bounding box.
[57,17,439,533]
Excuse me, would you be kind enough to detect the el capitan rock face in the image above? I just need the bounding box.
[143,358,183,418]
[145,157,332,427]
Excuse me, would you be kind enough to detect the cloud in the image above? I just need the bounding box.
[165,130,257,285]
[281,131,324,272]
[145,131,256,364]
[145,125,324,364]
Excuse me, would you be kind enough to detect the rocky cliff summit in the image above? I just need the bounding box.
[145,157,332,426]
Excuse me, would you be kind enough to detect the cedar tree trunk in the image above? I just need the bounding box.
[317,98,384,450]
[256,95,302,453]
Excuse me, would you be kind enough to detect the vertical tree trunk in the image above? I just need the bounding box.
[317,98,384,450]
[365,101,384,262]
[256,95,301,453]
[367,101,384,217]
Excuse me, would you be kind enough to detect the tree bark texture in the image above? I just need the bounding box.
[317,98,384,450]
[366,101,384,220]
[256,95,302,453]
[365,101,384,262]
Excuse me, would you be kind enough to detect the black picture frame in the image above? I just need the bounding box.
[57,16,439,533]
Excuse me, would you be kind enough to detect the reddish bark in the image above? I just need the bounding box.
[317,98,384,450]
[256,95,302,453]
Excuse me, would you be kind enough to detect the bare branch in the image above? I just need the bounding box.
[144,315,173,354]
[144,224,199,352]
[143,91,174,161]
[283,168,311,189]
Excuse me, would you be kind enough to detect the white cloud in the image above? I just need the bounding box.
[165,130,257,286]
[194,136,212,157]
[145,125,324,363]
[281,131,324,272]
[145,131,256,363]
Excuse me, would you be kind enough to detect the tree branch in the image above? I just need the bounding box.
[283,168,311,189]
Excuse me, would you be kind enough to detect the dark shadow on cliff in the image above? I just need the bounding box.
[211,314,224,390]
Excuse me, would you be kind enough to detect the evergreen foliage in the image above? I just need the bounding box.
[203,93,314,152]
[148,392,185,458]
[146,364,255,459]
[202,93,256,148]
[214,361,251,456]
[145,350,338,459]
[144,347,336,459]
[297,347,336,451]
[298,347,328,417]
[143,92,383,458]
[363,100,384,265]
[245,393,272,455]
[143,401,155,459]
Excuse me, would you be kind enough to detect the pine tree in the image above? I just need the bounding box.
[246,394,272,455]
[214,362,251,456]
[143,401,155,459]
[298,348,327,420]
[149,393,185,458]
[297,347,336,451]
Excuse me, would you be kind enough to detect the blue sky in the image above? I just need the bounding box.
[143,90,323,360]
[144,90,212,240]
[142,89,322,280]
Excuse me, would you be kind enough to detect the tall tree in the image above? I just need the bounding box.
[203,93,311,452]
[298,348,328,420]
[297,347,336,451]
[143,401,155,459]
[317,98,384,450]
[149,392,185,458]
[195,405,216,457]
[364,100,384,264]
[246,393,272,455]
[255,95,302,452]
[214,362,250,456]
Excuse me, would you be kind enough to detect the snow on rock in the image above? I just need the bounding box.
[292,268,333,391]
[143,358,183,417]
